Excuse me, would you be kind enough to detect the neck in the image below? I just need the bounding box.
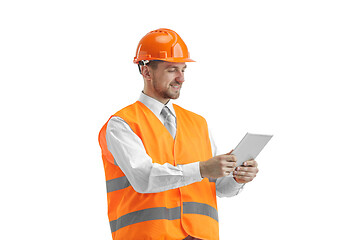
[142,91,169,105]
[143,90,169,105]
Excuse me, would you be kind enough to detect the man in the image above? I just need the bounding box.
[98,28,259,240]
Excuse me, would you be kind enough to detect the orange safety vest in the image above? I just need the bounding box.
[98,101,219,240]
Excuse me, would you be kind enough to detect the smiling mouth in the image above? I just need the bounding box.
[170,84,181,90]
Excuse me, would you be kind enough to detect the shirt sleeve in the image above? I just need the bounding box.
[209,130,245,198]
[106,116,203,194]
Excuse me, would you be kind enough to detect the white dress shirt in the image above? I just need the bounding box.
[106,92,244,196]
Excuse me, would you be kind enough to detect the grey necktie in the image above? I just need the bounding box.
[161,106,176,139]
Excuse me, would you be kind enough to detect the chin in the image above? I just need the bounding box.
[170,93,180,100]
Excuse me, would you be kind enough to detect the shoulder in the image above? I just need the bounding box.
[99,102,140,139]
[113,101,145,118]
[114,102,138,115]
[173,104,207,123]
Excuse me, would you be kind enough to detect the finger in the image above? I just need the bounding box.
[234,172,256,178]
[244,159,257,167]
[235,175,254,181]
[239,166,258,173]
[225,165,236,170]
[224,162,236,170]
[234,169,257,177]
[225,161,237,169]
[226,155,237,162]
[226,149,234,155]
[234,171,246,177]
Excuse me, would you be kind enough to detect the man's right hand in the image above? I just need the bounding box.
[199,154,237,179]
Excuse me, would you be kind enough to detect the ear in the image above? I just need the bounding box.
[141,65,152,81]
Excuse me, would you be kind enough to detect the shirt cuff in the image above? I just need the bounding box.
[180,162,203,182]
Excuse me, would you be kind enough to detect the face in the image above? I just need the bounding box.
[144,61,187,104]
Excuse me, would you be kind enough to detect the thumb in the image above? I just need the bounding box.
[226,149,234,155]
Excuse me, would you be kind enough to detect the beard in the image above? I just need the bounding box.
[153,81,181,100]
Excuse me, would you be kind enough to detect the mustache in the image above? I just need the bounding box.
[170,80,182,86]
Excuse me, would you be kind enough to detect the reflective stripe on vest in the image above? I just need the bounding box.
[109,202,218,233]
[106,176,131,193]
[183,202,218,222]
[106,176,215,193]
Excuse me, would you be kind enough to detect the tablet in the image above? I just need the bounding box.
[231,133,273,167]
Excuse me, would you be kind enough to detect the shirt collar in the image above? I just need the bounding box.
[138,92,176,118]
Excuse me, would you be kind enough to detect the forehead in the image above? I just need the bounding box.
[160,62,187,69]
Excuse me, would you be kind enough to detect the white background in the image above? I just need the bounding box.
[1,0,359,239]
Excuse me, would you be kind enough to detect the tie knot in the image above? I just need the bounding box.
[161,106,173,119]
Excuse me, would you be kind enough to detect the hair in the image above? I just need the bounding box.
[138,60,163,74]
[147,60,162,69]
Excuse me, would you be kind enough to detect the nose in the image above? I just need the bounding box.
[176,71,185,83]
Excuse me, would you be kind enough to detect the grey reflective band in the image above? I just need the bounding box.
[109,202,218,233]
[106,176,131,193]
[183,202,218,222]
[110,206,181,233]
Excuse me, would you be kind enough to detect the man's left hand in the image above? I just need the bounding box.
[233,159,259,184]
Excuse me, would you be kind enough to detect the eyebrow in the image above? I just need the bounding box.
[165,65,187,69]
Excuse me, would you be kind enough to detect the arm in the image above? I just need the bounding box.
[106,116,202,193]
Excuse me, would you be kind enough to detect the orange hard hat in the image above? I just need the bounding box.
[133,28,195,64]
